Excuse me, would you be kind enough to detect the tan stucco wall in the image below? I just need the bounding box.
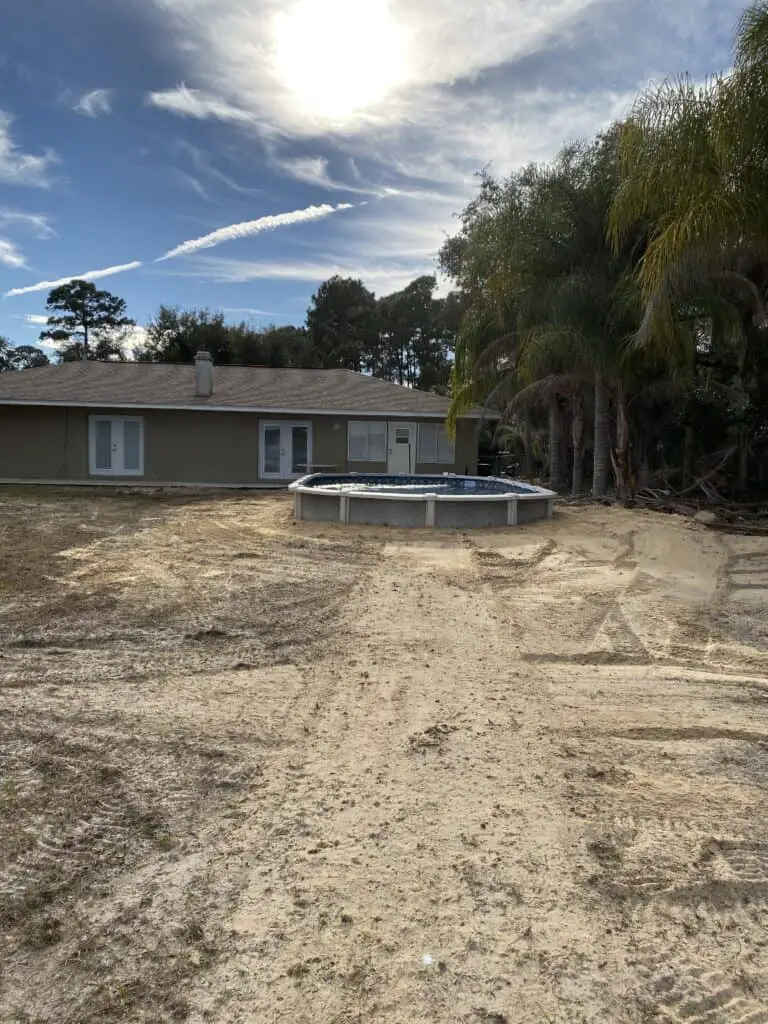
[0,406,479,485]
[0,406,74,479]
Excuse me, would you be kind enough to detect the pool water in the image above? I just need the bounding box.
[297,474,541,496]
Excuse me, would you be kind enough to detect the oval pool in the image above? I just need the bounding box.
[289,474,556,528]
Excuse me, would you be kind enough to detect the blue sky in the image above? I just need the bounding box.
[0,0,745,353]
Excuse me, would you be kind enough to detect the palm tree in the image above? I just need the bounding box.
[609,4,768,338]
[607,3,768,493]
[444,135,643,496]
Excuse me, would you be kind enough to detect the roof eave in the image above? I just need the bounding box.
[0,398,478,418]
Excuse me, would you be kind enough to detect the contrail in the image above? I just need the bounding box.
[5,261,142,298]
[155,203,354,262]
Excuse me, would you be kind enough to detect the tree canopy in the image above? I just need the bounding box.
[5,273,458,393]
[0,337,49,372]
[40,280,135,361]
[134,276,457,393]
[440,0,768,499]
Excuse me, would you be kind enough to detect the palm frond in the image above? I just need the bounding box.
[506,372,591,412]
[473,332,519,373]
[735,2,768,69]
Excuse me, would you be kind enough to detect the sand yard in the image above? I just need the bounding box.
[1,488,767,1023]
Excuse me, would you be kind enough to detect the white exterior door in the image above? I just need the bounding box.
[89,416,144,476]
[387,422,415,474]
[260,422,312,480]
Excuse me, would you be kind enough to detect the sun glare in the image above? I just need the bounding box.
[272,0,409,125]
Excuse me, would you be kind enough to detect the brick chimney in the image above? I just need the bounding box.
[194,351,214,398]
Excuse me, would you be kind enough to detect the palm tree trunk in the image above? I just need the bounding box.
[615,385,630,499]
[682,424,695,489]
[732,356,749,497]
[548,392,562,491]
[571,395,584,495]
[522,408,534,479]
[737,425,749,495]
[592,372,610,497]
[636,426,650,490]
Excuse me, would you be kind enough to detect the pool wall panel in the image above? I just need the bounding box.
[348,496,426,527]
[517,499,550,524]
[434,500,508,529]
[299,491,341,522]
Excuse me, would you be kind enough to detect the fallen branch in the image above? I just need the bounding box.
[674,447,737,499]
[702,520,768,536]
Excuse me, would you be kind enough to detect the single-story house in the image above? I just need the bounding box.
[0,353,480,487]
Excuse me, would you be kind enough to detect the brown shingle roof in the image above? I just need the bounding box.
[0,362,462,417]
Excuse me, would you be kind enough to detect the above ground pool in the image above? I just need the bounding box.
[289,473,556,528]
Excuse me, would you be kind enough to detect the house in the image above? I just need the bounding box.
[0,352,480,487]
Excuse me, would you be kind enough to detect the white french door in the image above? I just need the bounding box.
[260,421,312,480]
[89,416,144,476]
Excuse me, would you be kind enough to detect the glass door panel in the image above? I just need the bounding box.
[122,420,141,472]
[94,419,113,471]
[263,426,282,476]
[291,425,309,475]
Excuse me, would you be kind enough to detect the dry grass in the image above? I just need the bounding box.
[1,488,767,1023]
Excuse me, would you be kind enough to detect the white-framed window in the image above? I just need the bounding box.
[417,423,455,464]
[88,416,144,476]
[348,421,387,462]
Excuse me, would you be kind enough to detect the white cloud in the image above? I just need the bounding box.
[148,0,601,136]
[223,306,277,316]
[143,0,646,275]
[166,254,432,294]
[145,0,723,194]
[269,153,393,196]
[23,314,49,325]
[0,209,55,239]
[285,86,639,293]
[4,261,142,298]
[118,324,148,357]
[147,85,259,125]
[175,140,261,195]
[0,111,58,188]
[275,156,353,190]
[73,89,113,117]
[0,239,27,269]
[155,202,354,261]
[356,84,639,188]
[172,169,212,201]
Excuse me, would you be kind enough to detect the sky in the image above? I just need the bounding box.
[0,0,746,352]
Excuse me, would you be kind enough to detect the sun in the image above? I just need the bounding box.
[272,0,409,125]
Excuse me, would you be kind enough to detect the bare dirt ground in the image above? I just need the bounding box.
[1,488,767,1024]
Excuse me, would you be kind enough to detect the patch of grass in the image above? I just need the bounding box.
[19,911,63,950]
[587,838,623,866]
[408,722,458,752]
[345,958,373,990]
[180,917,205,944]
[287,962,311,981]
